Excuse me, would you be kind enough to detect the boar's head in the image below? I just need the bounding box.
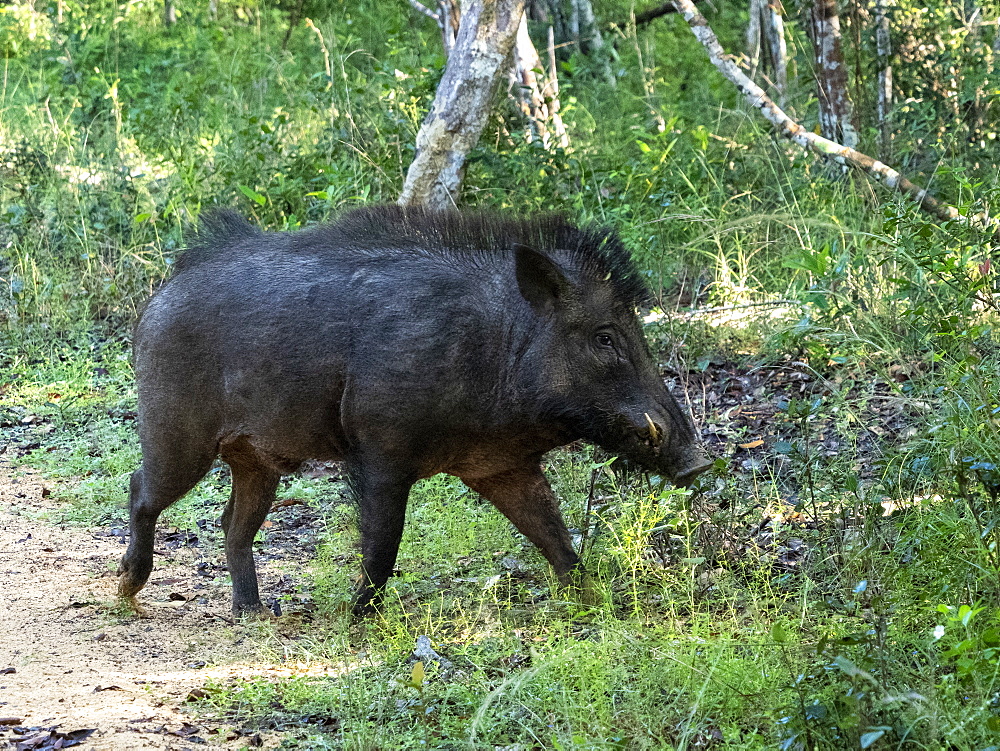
[514,236,711,487]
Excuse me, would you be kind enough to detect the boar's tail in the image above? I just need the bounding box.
[174,209,263,271]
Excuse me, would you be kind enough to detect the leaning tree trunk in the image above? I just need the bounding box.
[407,0,569,149]
[809,0,858,148]
[398,0,526,209]
[667,0,983,226]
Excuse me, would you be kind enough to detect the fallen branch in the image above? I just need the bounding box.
[616,0,710,28]
[680,299,803,317]
[629,0,702,26]
[408,0,440,21]
[668,0,985,227]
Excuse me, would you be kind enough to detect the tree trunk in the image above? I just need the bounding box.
[539,0,570,53]
[438,0,461,55]
[570,0,603,53]
[398,0,526,209]
[545,26,569,148]
[746,0,787,108]
[509,15,570,147]
[510,13,551,145]
[745,0,763,79]
[540,0,614,84]
[164,0,176,26]
[809,0,858,148]
[874,0,892,157]
[408,0,568,148]
[763,0,787,107]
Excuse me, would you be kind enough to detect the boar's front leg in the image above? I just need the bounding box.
[462,462,581,586]
[349,458,416,615]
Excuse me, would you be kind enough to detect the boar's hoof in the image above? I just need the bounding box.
[351,588,383,617]
[117,560,150,599]
[560,568,602,607]
[117,594,150,619]
[232,601,277,620]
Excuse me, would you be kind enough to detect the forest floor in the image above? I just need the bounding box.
[0,456,324,751]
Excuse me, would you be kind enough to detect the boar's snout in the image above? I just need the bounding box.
[657,430,712,487]
[627,411,713,487]
[672,452,713,487]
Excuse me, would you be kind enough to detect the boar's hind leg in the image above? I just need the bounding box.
[119,451,214,600]
[463,463,580,586]
[350,460,415,616]
[220,457,282,616]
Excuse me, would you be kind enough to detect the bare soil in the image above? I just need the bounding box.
[0,458,324,751]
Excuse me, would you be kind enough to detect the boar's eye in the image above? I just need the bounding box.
[595,333,615,349]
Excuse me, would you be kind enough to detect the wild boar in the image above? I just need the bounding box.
[118,206,710,616]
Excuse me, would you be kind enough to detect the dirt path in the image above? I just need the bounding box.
[0,459,319,750]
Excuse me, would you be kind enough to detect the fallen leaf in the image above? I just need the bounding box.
[15,728,96,750]
[168,722,200,737]
[272,498,306,509]
[739,439,764,449]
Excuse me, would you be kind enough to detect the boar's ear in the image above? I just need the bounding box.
[514,243,573,314]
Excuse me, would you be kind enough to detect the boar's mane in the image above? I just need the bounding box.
[329,205,650,306]
[175,209,263,272]
[180,205,650,307]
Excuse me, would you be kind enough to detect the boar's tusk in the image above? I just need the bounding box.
[644,412,662,447]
